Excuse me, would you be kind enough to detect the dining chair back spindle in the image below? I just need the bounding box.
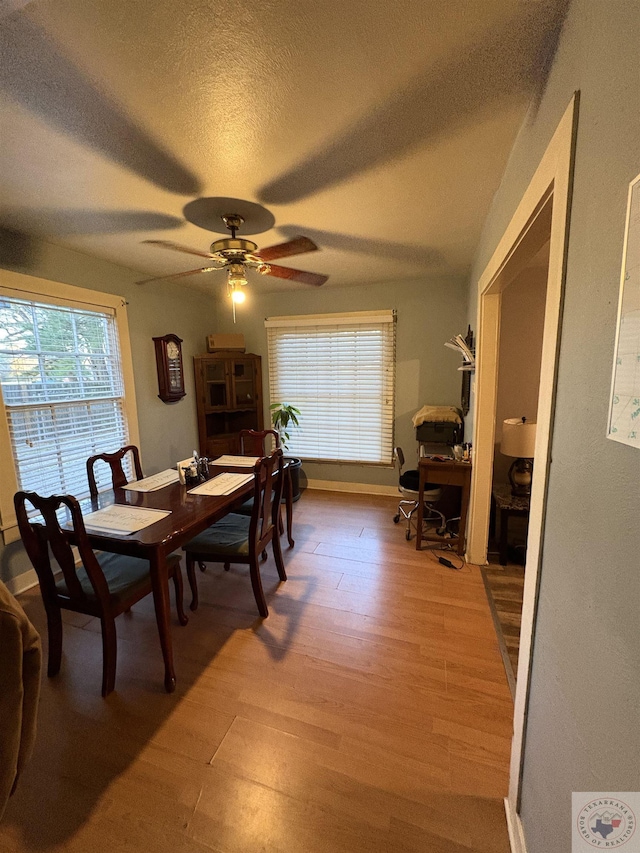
[14,490,187,697]
[183,448,286,616]
[86,445,144,498]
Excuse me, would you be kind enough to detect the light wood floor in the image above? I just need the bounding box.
[2,491,514,853]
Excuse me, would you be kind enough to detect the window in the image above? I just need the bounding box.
[0,271,139,543]
[265,310,395,464]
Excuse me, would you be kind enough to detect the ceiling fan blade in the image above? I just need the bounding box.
[142,239,217,259]
[255,236,318,262]
[266,263,328,287]
[136,267,219,285]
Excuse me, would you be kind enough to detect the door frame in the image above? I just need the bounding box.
[466,94,579,840]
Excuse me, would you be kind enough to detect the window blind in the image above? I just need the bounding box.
[0,296,130,500]
[265,311,395,464]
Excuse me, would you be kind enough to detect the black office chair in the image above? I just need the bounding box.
[392,447,446,540]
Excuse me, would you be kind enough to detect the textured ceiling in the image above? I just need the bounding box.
[0,0,567,293]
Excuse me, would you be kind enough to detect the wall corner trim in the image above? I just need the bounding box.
[504,798,527,853]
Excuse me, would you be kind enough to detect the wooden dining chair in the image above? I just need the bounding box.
[183,449,286,616]
[237,429,286,542]
[86,445,144,498]
[239,428,280,456]
[14,490,187,697]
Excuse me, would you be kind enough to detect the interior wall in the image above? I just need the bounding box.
[467,1,640,850]
[0,238,215,587]
[493,266,547,485]
[213,274,467,487]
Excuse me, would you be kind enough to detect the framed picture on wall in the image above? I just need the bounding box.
[607,172,640,449]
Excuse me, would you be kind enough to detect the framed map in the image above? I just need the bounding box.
[607,172,640,448]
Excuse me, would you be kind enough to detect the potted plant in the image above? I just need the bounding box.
[270,402,303,502]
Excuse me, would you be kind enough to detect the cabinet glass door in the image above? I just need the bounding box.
[231,359,256,407]
[204,361,228,408]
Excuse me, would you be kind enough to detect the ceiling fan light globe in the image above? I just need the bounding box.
[227,263,248,290]
[230,288,246,304]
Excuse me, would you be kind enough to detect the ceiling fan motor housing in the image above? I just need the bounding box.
[210,237,258,254]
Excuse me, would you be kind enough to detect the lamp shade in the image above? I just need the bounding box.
[501,418,537,458]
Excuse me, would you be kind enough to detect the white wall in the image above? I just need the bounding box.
[494,266,547,484]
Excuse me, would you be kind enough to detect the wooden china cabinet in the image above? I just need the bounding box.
[193,351,263,457]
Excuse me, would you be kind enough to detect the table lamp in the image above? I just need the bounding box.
[501,417,537,496]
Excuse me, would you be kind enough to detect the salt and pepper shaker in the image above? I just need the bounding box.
[184,462,199,488]
[181,451,210,486]
[197,456,210,481]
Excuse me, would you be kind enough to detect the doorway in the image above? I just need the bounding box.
[482,223,550,695]
[466,95,578,844]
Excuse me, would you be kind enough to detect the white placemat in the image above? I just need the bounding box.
[213,455,260,467]
[82,505,171,535]
[122,469,179,492]
[188,472,254,496]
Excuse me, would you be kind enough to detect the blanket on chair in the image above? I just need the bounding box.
[412,405,462,427]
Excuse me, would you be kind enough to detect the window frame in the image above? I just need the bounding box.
[265,310,396,466]
[0,270,139,544]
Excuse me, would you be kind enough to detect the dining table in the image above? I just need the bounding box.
[70,458,294,693]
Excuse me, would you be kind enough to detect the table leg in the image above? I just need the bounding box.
[285,467,295,548]
[499,509,509,566]
[149,551,176,693]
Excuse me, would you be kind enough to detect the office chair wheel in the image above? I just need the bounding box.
[405,529,412,541]
[393,514,400,524]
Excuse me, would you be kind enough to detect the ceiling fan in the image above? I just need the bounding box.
[136,214,329,293]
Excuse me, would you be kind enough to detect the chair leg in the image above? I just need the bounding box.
[284,472,295,548]
[100,615,117,697]
[248,556,268,618]
[198,561,207,572]
[272,530,287,582]
[185,553,199,612]
[45,604,63,678]
[172,564,189,626]
[224,562,231,571]
[261,550,268,563]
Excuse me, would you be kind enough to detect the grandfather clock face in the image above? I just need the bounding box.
[153,335,186,403]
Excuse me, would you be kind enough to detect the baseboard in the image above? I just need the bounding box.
[505,798,527,853]
[4,568,39,596]
[305,479,397,497]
